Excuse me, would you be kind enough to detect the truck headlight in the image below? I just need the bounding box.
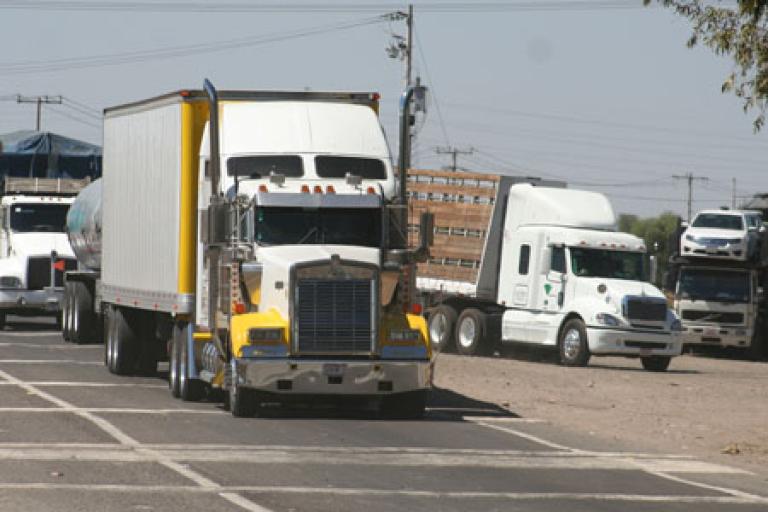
[595,313,620,326]
[670,319,683,332]
[0,276,21,289]
[685,234,696,242]
[388,329,422,343]
[248,328,283,343]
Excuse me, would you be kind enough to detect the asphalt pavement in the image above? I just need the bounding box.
[0,316,765,512]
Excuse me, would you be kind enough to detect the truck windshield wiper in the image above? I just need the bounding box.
[296,226,319,244]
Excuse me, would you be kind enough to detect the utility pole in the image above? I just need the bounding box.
[436,146,474,172]
[732,178,737,209]
[405,4,413,87]
[672,172,708,222]
[16,95,62,132]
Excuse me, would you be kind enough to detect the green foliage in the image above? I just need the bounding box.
[646,0,768,131]
[619,212,681,283]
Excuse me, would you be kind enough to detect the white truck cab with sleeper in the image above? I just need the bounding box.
[424,183,683,371]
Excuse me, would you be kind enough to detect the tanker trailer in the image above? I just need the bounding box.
[62,179,102,344]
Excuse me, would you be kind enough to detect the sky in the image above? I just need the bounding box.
[0,0,765,219]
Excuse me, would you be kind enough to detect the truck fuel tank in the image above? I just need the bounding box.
[65,179,102,271]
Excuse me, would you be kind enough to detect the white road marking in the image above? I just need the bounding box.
[470,417,766,501]
[472,419,575,451]
[459,415,544,423]
[0,332,63,338]
[0,368,275,512]
[15,381,165,388]
[0,483,759,504]
[0,444,747,474]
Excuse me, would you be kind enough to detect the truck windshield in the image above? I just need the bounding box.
[253,207,381,247]
[569,248,647,281]
[678,269,750,303]
[10,203,69,233]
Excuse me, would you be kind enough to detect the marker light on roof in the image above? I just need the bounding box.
[313,185,323,194]
[326,185,336,194]
[366,186,376,194]
[258,185,268,193]
[301,185,310,193]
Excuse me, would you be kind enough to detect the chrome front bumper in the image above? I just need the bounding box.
[234,359,432,395]
[0,288,63,312]
[587,326,681,356]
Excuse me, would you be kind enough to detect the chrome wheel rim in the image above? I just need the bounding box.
[563,328,581,359]
[458,317,476,348]
[429,313,447,346]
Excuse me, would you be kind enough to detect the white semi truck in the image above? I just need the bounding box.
[422,181,683,371]
[63,82,434,417]
[0,177,87,328]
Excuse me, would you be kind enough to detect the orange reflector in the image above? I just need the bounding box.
[326,185,336,194]
[301,185,310,193]
[372,92,381,101]
[233,302,246,314]
[180,90,190,97]
[411,303,423,315]
[258,184,268,192]
[313,185,323,194]
[366,186,376,194]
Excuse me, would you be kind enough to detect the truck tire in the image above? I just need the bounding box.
[104,307,113,368]
[168,328,181,399]
[229,382,256,418]
[746,332,766,361]
[61,284,72,342]
[558,318,591,367]
[428,305,458,353]
[0,312,6,331]
[455,308,491,356]
[381,390,427,419]
[107,307,139,375]
[641,356,671,372]
[70,281,95,345]
[176,323,204,402]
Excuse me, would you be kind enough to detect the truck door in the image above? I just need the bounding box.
[542,245,566,313]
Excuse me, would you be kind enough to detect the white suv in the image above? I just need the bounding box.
[681,210,763,261]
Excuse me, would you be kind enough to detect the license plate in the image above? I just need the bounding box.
[639,348,652,356]
[322,364,346,377]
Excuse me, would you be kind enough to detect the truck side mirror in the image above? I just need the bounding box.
[649,255,658,285]
[758,287,765,302]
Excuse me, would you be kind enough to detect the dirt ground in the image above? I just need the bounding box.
[433,349,768,475]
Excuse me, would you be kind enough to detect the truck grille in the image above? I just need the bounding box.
[295,277,375,354]
[681,310,744,324]
[626,298,667,322]
[26,256,77,290]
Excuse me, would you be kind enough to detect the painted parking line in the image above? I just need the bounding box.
[0,483,759,505]
[0,359,102,365]
[468,418,766,503]
[0,367,275,512]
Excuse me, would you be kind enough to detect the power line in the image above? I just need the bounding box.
[0,1,651,13]
[46,106,101,130]
[0,15,388,75]
[436,145,475,171]
[414,31,450,147]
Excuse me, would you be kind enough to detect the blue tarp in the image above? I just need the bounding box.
[0,131,101,181]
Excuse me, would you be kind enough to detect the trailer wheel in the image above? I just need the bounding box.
[558,318,591,367]
[108,307,139,375]
[0,312,6,331]
[176,323,204,402]
[428,305,458,353]
[104,307,113,368]
[641,356,671,372]
[455,308,491,356]
[70,281,95,345]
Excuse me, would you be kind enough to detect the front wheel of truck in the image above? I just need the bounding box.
[229,382,256,418]
[641,356,671,372]
[176,324,204,402]
[558,318,591,367]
